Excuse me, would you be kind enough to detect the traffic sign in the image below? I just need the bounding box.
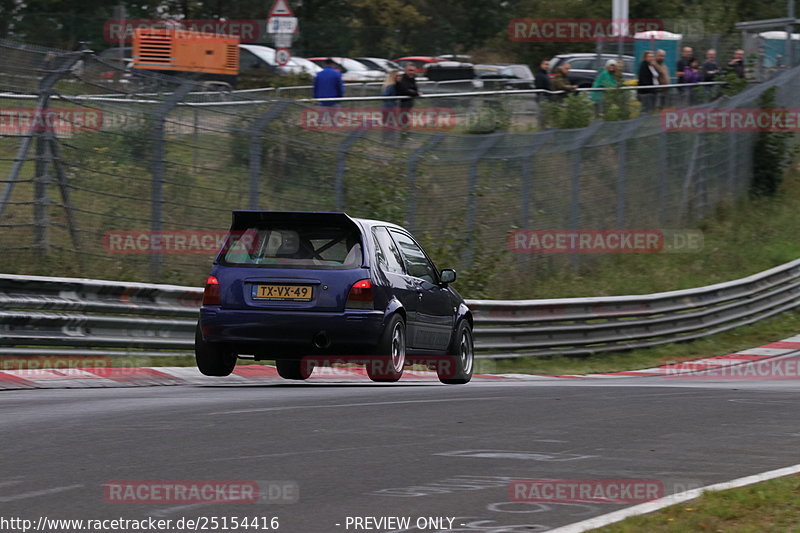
[276,48,291,66]
[267,16,298,33]
[273,34,293,48]
[269,0,294,17]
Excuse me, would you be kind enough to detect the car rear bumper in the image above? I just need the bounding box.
[199,307,385,353]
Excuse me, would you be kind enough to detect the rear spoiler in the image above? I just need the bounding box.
[229,211,358,231]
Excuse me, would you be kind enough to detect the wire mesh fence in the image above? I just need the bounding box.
[1,38,798,297]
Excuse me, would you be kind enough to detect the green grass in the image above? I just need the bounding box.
[590,474,800,533]
[493,161,800,299]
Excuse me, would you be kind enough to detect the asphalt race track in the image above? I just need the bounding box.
[3,352,800,533]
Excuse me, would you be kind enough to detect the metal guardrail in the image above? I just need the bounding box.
[1,259,798,359]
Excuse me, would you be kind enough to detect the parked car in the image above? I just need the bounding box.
[281,57,322,77]
[239,44,282,74]
[474,64,535,89]
[425,61,475,82]
[195,211,474,384]
[306,57,384,82]
[548,53,636,87]
[91,47,134,85]
[354,57,402,73]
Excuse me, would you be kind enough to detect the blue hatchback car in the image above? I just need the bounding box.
[195,211,474,384]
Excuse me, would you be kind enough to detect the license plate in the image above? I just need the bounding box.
[252,284,313,301]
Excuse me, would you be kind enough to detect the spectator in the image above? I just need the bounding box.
[395,64,420,110]
[637,50,660,111]
[654,49,670,108]
[676,46,693,83]
[683,57,701,84]
[534,59,551,91]
[701,49,720,81]
[313,58,344,106]
[395,64,420,132]
[727,48,746,78]
[590,59,619,109]
[381,70,401,137]
[551,63,576,97]
[654,49,670,85]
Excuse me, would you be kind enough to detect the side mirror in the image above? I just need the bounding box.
[440,269,456,285]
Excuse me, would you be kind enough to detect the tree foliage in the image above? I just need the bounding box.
[0,0,791,59]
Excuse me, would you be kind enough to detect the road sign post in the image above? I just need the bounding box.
[267,0,297,59]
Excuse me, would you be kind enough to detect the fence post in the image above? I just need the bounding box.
[334,130,366,211]
[463,132,506,267]
[149,81,195,282]
[657,129,669,225]
[33,134,51,259]
[248,100,292,210]
[405,133,445,232]
[0,49,84,218]
[616,117,644,228]
[568,121,604,269]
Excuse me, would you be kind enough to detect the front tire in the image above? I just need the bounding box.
[438,320,474,384]
[366,314,406,382]
[276,358,314,380]
[195,324,237,377]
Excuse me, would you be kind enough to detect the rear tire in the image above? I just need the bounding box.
[366,314,406,382]
[195,324,237,377]
[438,320,474,384]
[276,359,314,380]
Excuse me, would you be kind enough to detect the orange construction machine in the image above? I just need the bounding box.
[132,27,239,84]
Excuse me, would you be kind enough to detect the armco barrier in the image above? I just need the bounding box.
[1,259,799,359]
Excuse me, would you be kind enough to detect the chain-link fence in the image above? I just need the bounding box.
[1,38,798,296]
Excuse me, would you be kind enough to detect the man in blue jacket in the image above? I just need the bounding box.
[313,58,344,106]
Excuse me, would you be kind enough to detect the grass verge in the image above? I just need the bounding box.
[590,474,800,533]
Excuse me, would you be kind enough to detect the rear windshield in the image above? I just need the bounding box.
[219,224,362,269]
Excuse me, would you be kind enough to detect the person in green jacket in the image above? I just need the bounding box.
[591,59,620,106]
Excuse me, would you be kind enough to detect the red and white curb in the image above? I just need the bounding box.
[1,335,798,390]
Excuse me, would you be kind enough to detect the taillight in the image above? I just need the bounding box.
[202,275,221,306]
[346,279,373,309]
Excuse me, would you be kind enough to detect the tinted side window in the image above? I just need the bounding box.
[239,49,263,70]
[372,227,405,274]
[569,58,594,70]
[389,230,437,283]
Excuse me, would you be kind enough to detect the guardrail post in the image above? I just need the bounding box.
[247,100,292,210]
[405,133,445,231]
[335,130,367,211]
[149,81,195,282]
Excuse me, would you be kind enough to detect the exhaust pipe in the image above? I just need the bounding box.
[313,332,331,349]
